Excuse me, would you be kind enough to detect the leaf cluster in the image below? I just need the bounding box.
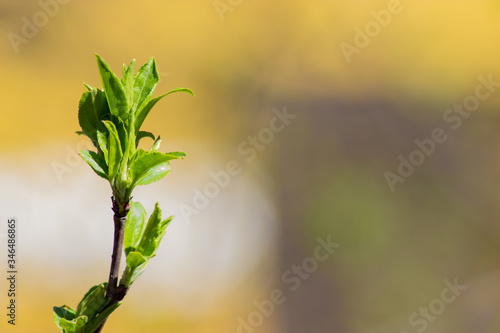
[78,54,194,201]
[121,202,173,287]
[53,284,120,333]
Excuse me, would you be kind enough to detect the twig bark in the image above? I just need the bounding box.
[93,197,130,333]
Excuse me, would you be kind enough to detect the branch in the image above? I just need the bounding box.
[93,197,130,333]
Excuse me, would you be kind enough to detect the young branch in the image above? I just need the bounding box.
[93,196,130,333]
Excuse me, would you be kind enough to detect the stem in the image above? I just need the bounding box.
[93,196,130,333]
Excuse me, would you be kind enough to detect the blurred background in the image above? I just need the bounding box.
[1,0,500,332]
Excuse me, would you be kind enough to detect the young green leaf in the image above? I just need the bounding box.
[134,87,194,133]
[80,150,108,180]
[78,88,109,143]
[124,202,147,255]
[78,92,97,140]
[110,115,128,154]
[102,120,123,181]
[53,305,87,333]
[96,123,109,164]
[137,203,173,258]
[124,108,135,158]
[164,151,186,159]
[75,283,109,322]
[56,317,87,333]
[149,136,161,152]
[167,87,195,97]
[115,151,130,201]
[129,152,174,187]
[121,251,149,286]
[95,54,130,123]
[75,285,97,315]
[54,305,77,322]
[132,57,159,113]
[136,131,155,148]
[121,59,136,103]
[128,148,147,167]
[83,302,121,333]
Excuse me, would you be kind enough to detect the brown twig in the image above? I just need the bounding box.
[93,197,130,333]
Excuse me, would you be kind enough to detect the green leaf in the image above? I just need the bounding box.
[129,152,174,187]
[80,150,108,180]
[134,87,194,133]
[75,283,109,323]
[93,89,110,113]
[96,123,109,164]
[124,202,147,255]
[57,317,87,333]
[84,302,121,333]
[149,136,161,152]
[127,251,148,269]
[102,120,123,181]
[112,118,130,200]
[83,82,93,91]
[75,285,98,315]
[53,305,87,333]
[136,131,155,148]
[137,203,173,258]
[121,59,136,104]
[54,305,76,322]
[164,151,186,159]
[125,109,136,158]
[110,115,128,154]
[121,251,149,286]
[122,203,175,286]
[168,87,195,97]
[115,152,130,202]
[77,88,109,142]
[95,54,130,123]
[132,57,159,113]
[128,148,147,167]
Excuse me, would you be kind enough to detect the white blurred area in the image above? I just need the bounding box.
[0,139,279,315]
